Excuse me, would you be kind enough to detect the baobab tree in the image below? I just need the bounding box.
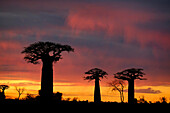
[84,68,108,103]
[21,41,74,101]
[0,85,9,99]
[114,68,146,104]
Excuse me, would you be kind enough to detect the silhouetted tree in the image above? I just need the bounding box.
[21,42,74,101]
[15,87,25,100]
[114,68,146,104]
[160,97,167,104]
[108,79,125,103]
[0,85,9,100]
[25,93,36,101]
[84,68,108,103]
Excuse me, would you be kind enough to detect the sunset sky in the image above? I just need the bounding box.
[0,0,170,102]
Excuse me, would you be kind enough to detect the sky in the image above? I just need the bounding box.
[0,0,170,102]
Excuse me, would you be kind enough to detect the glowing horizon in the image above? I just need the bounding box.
[2,78,170,103]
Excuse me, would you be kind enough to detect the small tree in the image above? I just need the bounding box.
[25,93,36,101]
[15,87,25,100]
[160,97,167,104]
[0,85,9,100]
[114,68,146,104]
[108,79,125,103]
[84,68,108,103]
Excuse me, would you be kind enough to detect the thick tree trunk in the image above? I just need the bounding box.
[128,79,134,104]
[1,90,5,100]
[41,59,53,101]
[94,77,101,103]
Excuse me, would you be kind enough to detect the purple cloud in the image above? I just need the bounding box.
[135,88,162,94]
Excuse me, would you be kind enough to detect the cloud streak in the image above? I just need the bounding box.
[135,88,162,94]
[124,87,162,94]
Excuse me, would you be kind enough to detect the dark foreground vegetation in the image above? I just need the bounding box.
[0,99,169,113]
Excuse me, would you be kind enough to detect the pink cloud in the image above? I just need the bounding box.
[67,4,153,32]
[0,41,22,50]
[66,4,170,49]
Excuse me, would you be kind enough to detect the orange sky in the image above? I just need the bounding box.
[0,0,170,102]
[1,79,170,103]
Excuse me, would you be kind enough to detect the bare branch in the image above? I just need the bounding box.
[15,87,25,100]
[108,79,126,102]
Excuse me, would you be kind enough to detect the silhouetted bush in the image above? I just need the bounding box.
[53,92,62,101]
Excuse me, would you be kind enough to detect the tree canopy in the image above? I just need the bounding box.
[21,41,74,64]
[0,85,9,92]
[114,68,146,80]
[84,68,108,81]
